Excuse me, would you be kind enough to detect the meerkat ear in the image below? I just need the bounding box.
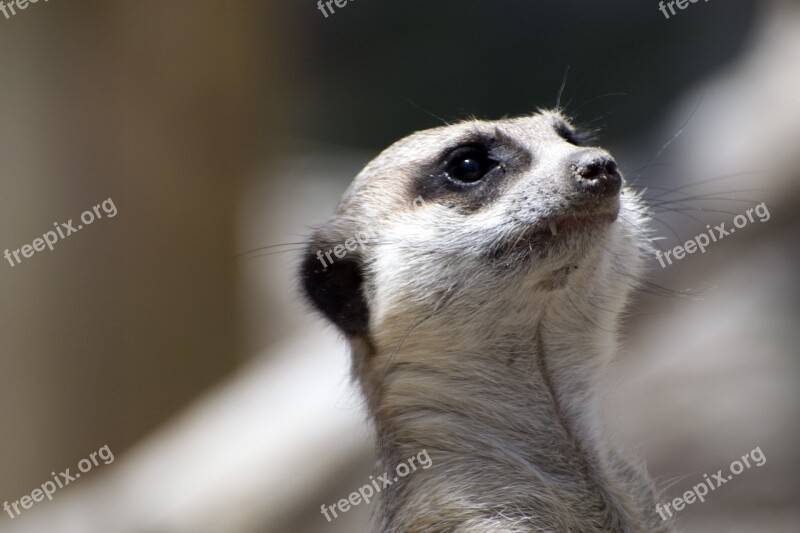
[299,236,370,338]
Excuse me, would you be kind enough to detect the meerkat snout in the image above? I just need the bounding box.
[569,150,622,197]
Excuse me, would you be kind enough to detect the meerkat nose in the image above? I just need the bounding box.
[569,151,622,197]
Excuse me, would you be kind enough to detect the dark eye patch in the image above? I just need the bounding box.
[409,130,532,214]
[554,119,594,147]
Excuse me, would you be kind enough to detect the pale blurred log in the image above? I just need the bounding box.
[4,330,371,533]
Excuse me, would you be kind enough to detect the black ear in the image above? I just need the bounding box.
[300,248,370,338]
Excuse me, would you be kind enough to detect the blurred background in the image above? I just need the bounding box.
[0,0,797,531]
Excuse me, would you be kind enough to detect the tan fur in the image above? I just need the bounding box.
[303,111,673,532]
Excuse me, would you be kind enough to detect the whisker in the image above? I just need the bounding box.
[646,171,760,200]
[556,64,571,110]
[634,92,705,182]
[571,92,627,116]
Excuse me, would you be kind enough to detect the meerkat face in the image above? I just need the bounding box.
[300,110,648,343]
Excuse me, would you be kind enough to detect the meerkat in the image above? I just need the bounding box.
[299,110,672,532]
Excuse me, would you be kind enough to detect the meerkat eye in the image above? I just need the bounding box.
[554,119,593,146]
[444,146,497,184]
[554,121,579,145]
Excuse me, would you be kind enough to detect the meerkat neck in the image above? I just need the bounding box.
[373,294,611,464]
[368,295,658,532]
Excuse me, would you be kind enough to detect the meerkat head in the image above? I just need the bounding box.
[300,110,649,367]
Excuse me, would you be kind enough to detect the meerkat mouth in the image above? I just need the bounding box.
[489,208,619,263]
[518,203,620,247]
[538,206,619,240]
